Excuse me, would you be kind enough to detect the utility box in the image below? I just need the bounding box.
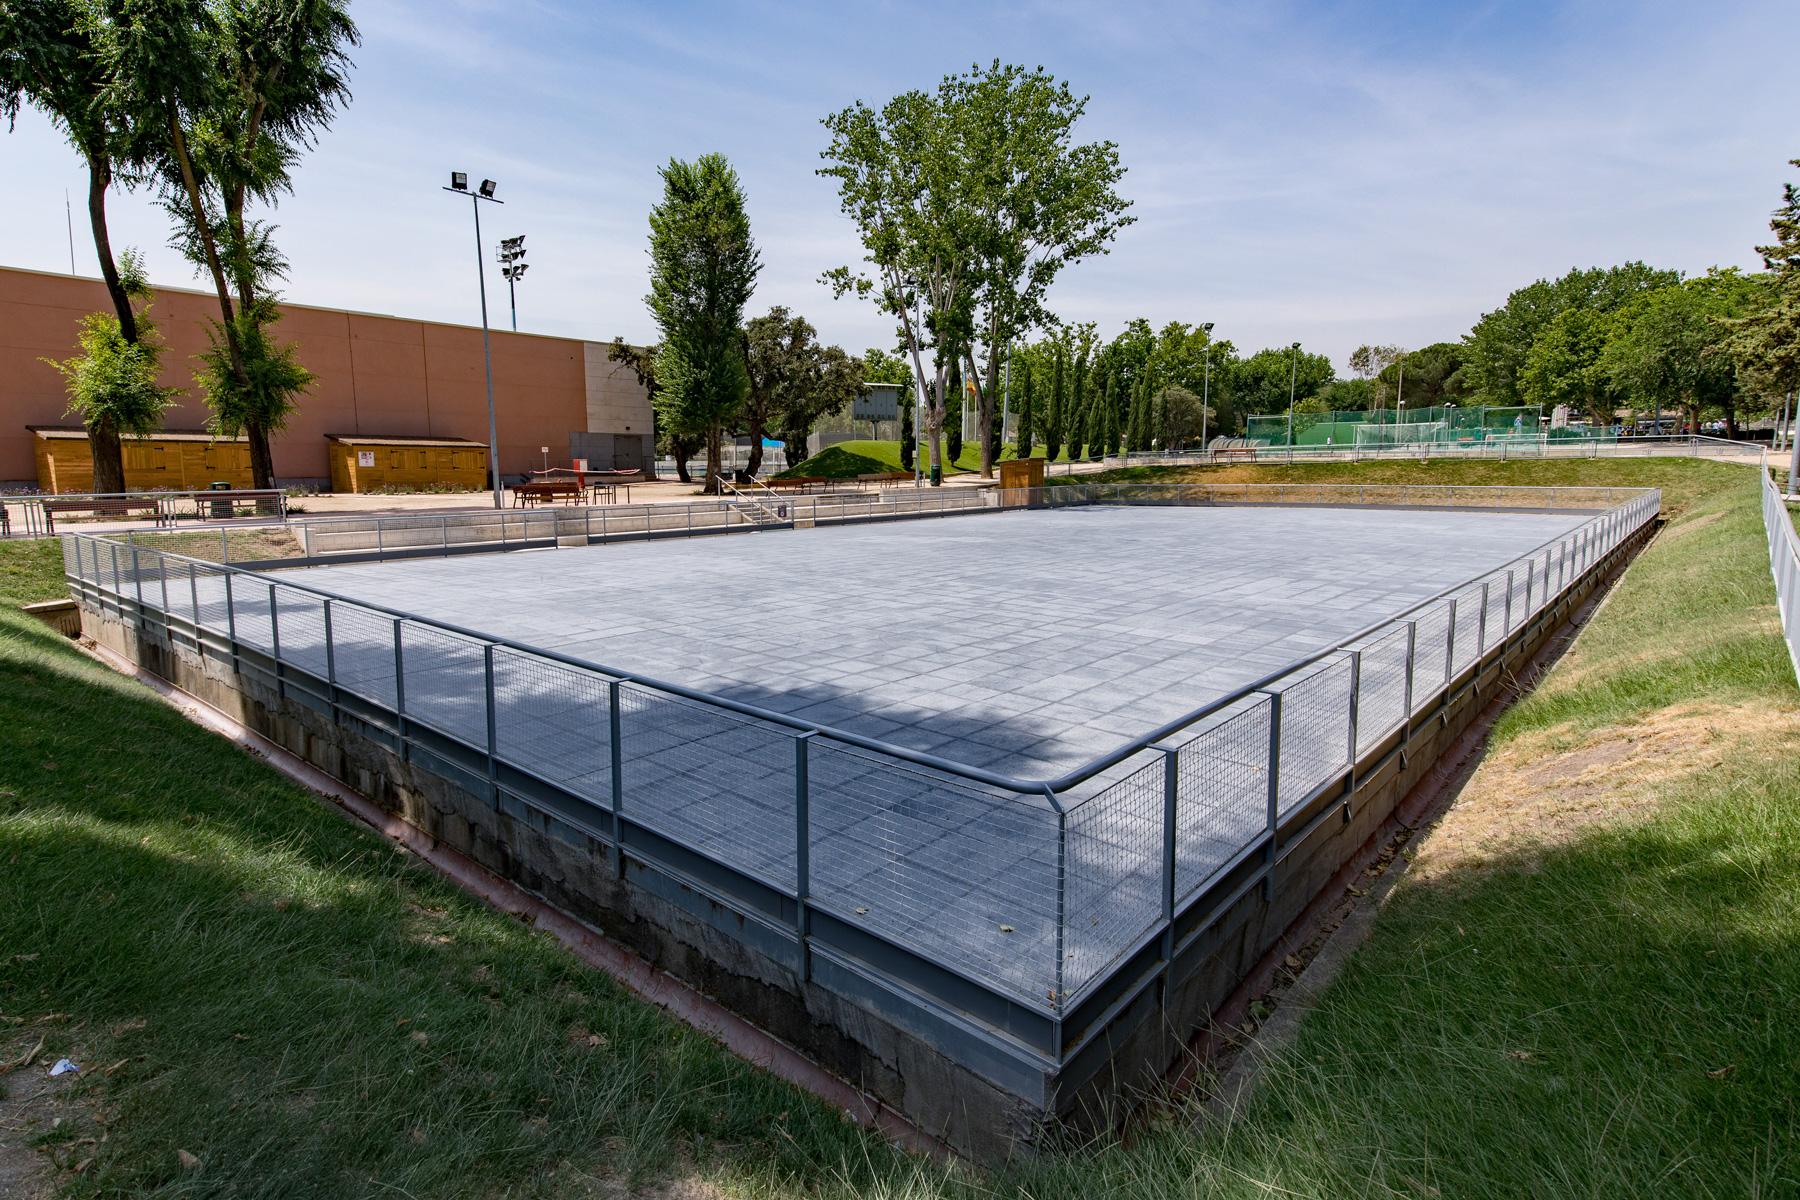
[326,434,489,494]
[997,456,1046,505]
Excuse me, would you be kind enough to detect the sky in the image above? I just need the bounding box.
[2,0,1796,373]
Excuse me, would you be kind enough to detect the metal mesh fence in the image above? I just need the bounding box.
[396,621,490,748]
[1410,601,1452,711]
[1354,624,1412,756]
[1063,752,1164,998]
[326,602,400,709]
[807,739,1061,1008]
[1450,583,1485,676]
[271,586,330,682]
[618,683,797,891]
[1273,657,1354,814]
[491,648,613,806]
[1173,696,1272,899]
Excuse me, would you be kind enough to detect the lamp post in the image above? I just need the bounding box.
[443,172,505,509]
[1200,321,1215,456]
[1285,340,1301,461]
[498,235,528,332]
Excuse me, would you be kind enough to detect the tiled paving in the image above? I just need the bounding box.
[101,502,1596,1007]
[293,504,1585,778]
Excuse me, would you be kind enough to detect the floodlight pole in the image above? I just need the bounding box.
[1200,321,1215,454]
[444,178,505,509]
[1286,341,1301,460]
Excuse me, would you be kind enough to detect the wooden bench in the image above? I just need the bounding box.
[40,496,163,533]
[856,471,915,489]
[1210,446,1259,463]
[763,475,828,493]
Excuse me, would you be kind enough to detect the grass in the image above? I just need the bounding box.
[778,438,1074,479]
[2,455,1796,1197]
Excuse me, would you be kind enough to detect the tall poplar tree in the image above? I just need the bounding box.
[646,153,762,494]
[1044,343,1066,461]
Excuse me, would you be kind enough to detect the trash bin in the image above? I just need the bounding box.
[208,480,232,520]
[929,464,943,486]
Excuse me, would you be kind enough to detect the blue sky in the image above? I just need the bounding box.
[3,0,1795,370]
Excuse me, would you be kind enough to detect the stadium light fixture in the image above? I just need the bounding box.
[442,170,506,508]
[497,235,529,332]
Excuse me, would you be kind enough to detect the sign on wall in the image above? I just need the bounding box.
[357,450,375,467]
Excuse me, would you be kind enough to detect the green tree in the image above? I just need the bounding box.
[41,250,181,466]
[1043,342,1066,460]
[110,0,358,489]
[861,347,912,385]
[1723,161,1800,412]
[1377,342,1468,412]
[944,360,964,463]
[1232,345,1335,436]
[610,338,695,483]
[1014,356,1034,458]
[1069,347,1091,458]
[898,385,915,472]
[775,345,862,473]
[2,0,160,491]
[646,153,761,493]
[950,62,1133,477]
[1157,385,1204,449]
[1522,308,1614,424]
[744,307,820,478]
[1602,271,1761,436]
[1463,262,1679,404]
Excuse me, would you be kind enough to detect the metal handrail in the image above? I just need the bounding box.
[66,482,1659,801]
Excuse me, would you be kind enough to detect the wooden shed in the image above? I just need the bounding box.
[997,457,1046,505]
[327,434,490,494]
[31,426,252,494]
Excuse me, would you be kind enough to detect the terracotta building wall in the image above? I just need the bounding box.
[0,264,603,485]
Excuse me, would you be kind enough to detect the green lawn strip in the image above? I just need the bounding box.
[0,544,914,1197]
[778,438,1077,479]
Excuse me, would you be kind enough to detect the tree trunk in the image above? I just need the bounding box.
[703,426,723,494]
[88,420,126,495]
[84,154,137,344]
[81,152,132,495]
[926,371,945,484]
[170,114,248,385]
[745,411,765,478]
[781,429,808,473]
[247,422,276,491]
[671,437,694,484]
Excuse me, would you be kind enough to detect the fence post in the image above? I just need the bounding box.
[1343,650,1361,823]
[1263,692,1283,899]
[1054,802,1067,1025]
[442,515,450,557]
[1159,744,1179,999]
[129,538,144,620]
[1444,598,1459,690]
[1476,580,1490,656]
[1401,620,1417,758]
[609,679,625,877]
[484,643,499,804]
[376,519,385,559]
[1504,568,1515,636]
[794,731,814,982]
[267,583,283,699]
[323,599,338,722]
[220,526,229,564]
[188,561,201,649]
[392,617,407,756]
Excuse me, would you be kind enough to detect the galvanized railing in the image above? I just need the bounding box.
[1760,460,1800,684]
[2,488,286,538]
[1054,433,1764,474]
[60,484,1660,1064]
